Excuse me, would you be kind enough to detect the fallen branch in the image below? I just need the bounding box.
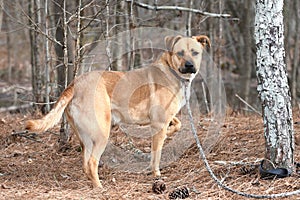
[201,81,210,113]
[214,158,262,166]
[126,0,233,18]
[11,130,43,143]
[235,94,262,116]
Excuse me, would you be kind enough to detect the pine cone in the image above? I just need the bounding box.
[152,179,166,194]
[240,165,257,175]
[169,186,189,199]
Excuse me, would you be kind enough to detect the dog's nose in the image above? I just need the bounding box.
[185,61,194,68]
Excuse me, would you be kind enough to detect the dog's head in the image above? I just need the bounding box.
[165,35,210,79]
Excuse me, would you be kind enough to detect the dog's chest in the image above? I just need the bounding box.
[179,81,192,109]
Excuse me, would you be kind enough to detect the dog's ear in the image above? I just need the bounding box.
[192,35,211,50]
[165,35,182,52]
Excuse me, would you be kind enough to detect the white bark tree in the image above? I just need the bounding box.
[255,0,294,172]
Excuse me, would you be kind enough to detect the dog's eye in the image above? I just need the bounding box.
[176,50,184,57]
[192,51,199,56]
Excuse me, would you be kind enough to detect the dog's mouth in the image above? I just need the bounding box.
[178,60,197,74]
[179,66,197,74]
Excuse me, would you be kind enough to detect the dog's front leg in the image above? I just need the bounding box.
[150,126,168,177]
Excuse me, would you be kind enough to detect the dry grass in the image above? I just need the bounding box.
[1,110,300,200]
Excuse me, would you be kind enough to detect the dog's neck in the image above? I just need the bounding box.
[157,52,195,84]
[168,67,191,83]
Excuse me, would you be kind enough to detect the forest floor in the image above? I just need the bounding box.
[1,109,300,200]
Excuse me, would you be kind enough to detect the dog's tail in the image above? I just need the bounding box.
[26,83,74,133]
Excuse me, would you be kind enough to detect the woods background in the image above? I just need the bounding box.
[0,0,299,112]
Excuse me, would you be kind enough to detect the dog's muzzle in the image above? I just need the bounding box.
[179,61,196,74]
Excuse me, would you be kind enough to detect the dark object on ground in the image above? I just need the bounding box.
[259,160,290,179]
[169,186,189,199]
[152,178,166,194]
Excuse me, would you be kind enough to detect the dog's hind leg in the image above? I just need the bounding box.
[87,134,109,188]
[79,135,94,182]
[75,123,110,188]
[65,110,93,182]
[67,105,110,188]
[85,96,111,188]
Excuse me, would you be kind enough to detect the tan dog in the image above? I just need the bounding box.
[26,35,210,188]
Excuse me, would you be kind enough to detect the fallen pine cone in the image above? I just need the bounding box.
[152,178,166,194]
[240,164,257,175]
[169,186,189,199]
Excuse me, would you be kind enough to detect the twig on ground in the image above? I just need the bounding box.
[201,81,210,113]
[11,130,43,143]
[235,94,262,116]
[214,159,262,166]
[220,168,231,184]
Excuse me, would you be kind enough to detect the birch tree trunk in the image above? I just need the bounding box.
[255,0,294,172]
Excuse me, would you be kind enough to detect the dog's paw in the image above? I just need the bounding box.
[153,170,161,177]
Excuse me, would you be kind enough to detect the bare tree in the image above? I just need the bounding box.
[241,0,253,107]
[127,0,137,70]
[185,0,193,36]
[105,0,112,70]
[291,1,300,106]
[255,0,294,172]
[59,0,71,146]
[53,0,65,94]
[44,0,51,112]
[28,0,43,106]
[74,0,83,78]
[2,6,12,82]
[0,0,3,28]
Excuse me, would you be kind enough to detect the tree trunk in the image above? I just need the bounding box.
[28,0,43,106]
[0,0,3,29]
[255,0,294,172]
[112,2,124,71]
[291,1,300,106]
[241,0,252,107]
[59,0,70,147]
[3,9,12,82]
[44,0,51,112]
[53,0,73,94]
[127,1,137,70]
[53,0,65,94]
[105,0,113,70]
[74,0,83,78]
[185,0,193,36]
[53,0,73,146]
